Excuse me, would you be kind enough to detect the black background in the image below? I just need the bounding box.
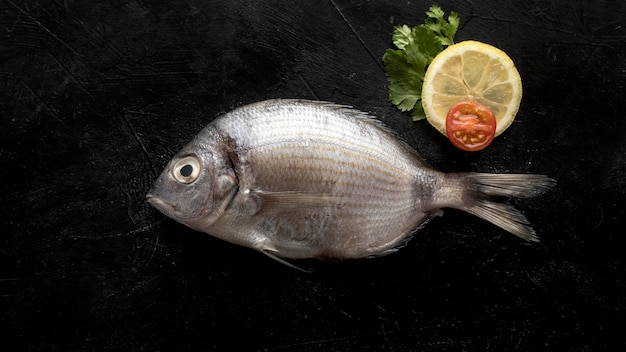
[2,0,625,351]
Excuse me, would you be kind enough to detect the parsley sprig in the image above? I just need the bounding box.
[383,5,460,120]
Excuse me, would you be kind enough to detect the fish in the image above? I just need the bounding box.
[146,99,555,267]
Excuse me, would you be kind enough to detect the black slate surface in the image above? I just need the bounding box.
[1,0,625,351]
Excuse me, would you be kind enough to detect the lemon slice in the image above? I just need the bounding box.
[422,40,522,136]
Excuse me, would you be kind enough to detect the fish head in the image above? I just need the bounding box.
[146,128,238,231]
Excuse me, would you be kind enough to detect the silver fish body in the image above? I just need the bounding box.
[147,99,555,263]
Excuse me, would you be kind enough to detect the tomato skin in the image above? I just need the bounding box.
[446,101,497,152]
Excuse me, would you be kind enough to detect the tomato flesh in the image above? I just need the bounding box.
[446,101,497,152]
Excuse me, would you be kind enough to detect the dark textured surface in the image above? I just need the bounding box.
[1,0,625,350]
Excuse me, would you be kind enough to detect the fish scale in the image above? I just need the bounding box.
[147,99,555,267]
[234,139,423,259]
[217,102,423,175]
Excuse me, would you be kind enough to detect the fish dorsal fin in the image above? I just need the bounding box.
[283,99,406,141]
[275,99,429,168]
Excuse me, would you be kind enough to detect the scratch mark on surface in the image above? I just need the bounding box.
[49,54,95,99]
[329,0,385,73]
[144,235,159,268]
[595,203,604,228]
[68,219,164,240]
[121,111,159,178]
[339,310,353,319]
[4,9,23,33]
[21,82,62,122]
[298,74,320,100]
[475,13,620,47]
[263,335,361,352]
[6,0,82,58]
[65,12,125,61]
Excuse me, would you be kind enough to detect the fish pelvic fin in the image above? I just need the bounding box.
[259,248,312,272]
[254,241,312,272]
[437,173,556,241]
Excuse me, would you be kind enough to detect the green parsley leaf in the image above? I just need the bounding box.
[383,5,460,120]
[391,25,412,50]
[424,5,459,46]
[404,26,443,70]
[383,49,422,112]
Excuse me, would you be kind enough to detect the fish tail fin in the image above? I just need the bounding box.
[440,173,556,241]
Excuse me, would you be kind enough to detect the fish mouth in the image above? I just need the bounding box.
[146,194,176,214]
[146,193,196,221]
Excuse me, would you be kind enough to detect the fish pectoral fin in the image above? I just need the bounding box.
[258,245,311,272]
[251,189,342,207]
[239,189,334,217]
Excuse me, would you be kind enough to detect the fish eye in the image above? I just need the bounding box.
[172,156,201,184]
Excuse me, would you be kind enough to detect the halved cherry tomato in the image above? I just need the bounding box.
[446,101,497,152]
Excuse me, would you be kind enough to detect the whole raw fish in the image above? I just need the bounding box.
[146,99,555,266]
